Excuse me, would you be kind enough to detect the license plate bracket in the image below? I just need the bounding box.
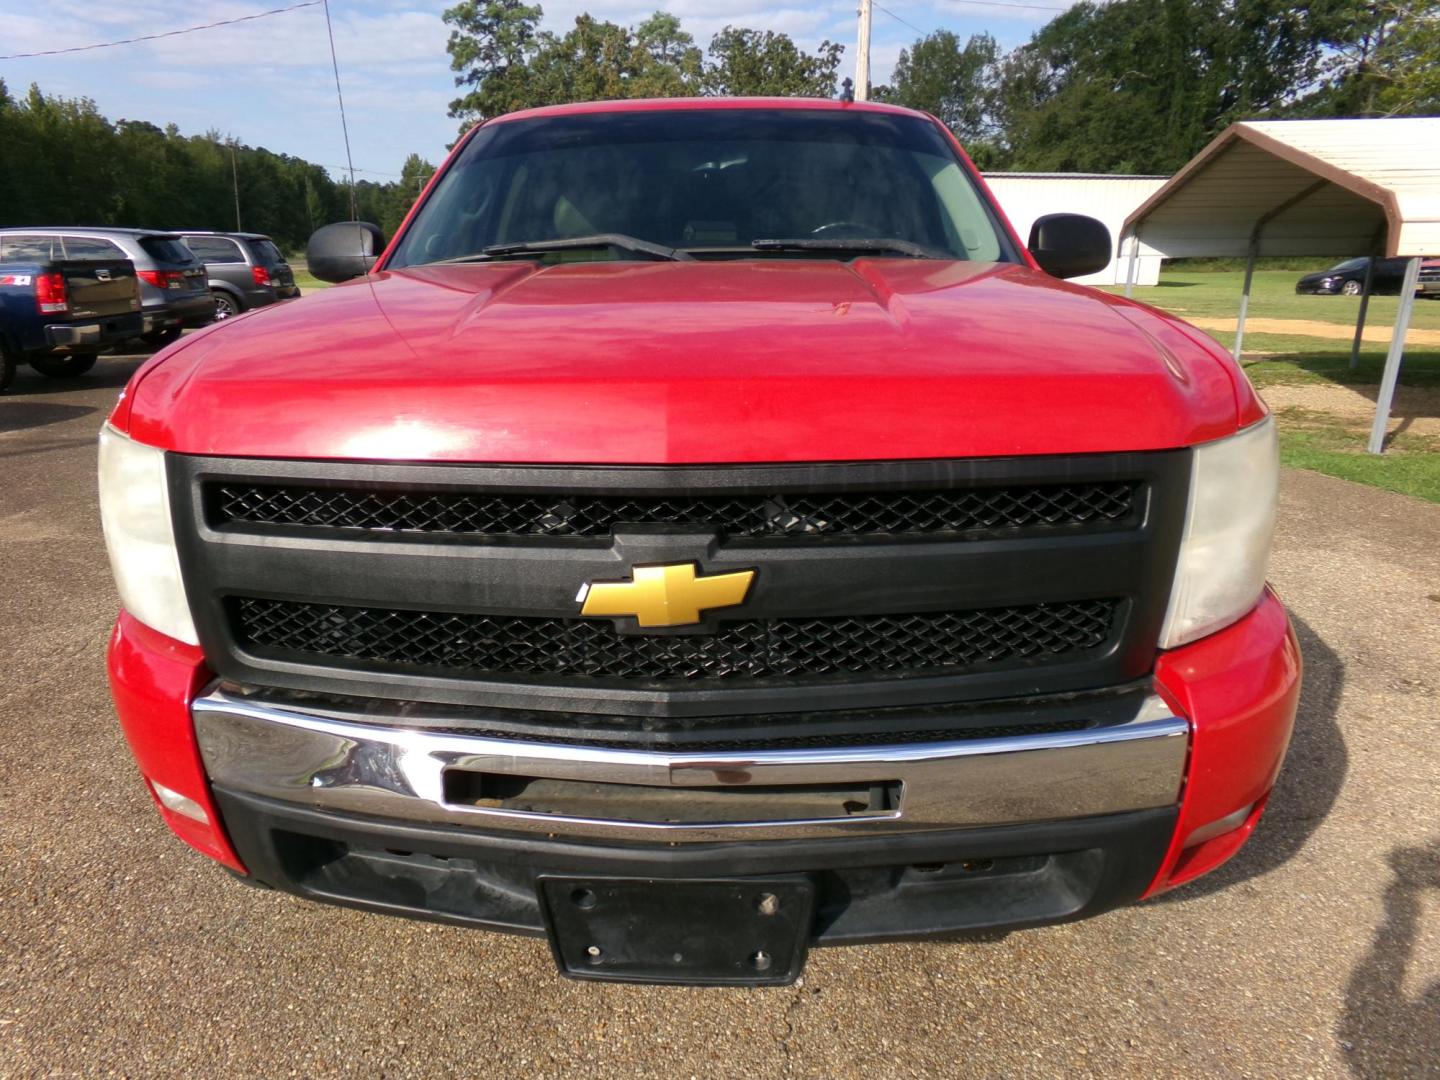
[538,876,815,986]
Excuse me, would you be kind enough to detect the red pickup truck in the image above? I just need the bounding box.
[100,99,1300,986]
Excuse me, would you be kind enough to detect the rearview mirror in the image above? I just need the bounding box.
[306,221,385,283]
[1027,214,1112,280]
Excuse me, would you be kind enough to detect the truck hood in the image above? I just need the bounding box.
[124,259,1250,462]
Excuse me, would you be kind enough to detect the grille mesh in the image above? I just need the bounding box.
[210,482,1136,539]
[232,597,1118,683]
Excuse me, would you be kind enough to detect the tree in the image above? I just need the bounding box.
[444,7,847,124]
[702,27,844,98]
[1293,1,1440,116]
[878,31,999,154]
[519,15,655,104]
[0,82,426,252]
[633,12,703,97]
[445,7,707,129]
[1377,4,1440,113]
[989,0,1334,173]
[444,0,544,125]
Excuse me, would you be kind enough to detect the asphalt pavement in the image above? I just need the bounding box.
[2,351,1438,1078]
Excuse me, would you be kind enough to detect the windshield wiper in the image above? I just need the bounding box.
[442,233,693,263]
[750,237,945,259]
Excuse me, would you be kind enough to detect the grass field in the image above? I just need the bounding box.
[1110,270,1439,503]
[1115,268,1440,331]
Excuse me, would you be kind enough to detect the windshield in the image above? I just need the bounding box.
[388,109,1013,267]
[1326,258,1367,272]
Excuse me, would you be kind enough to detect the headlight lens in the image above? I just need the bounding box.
[1159,416,1278,649]
[98,425,198,645]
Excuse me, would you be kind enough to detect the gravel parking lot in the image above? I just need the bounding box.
[2,351,1438,1078]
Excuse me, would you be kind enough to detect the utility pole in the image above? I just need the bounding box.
[854,0,872,101]
[229,140,241,232]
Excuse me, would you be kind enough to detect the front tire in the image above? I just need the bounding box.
[1342,280,1363,296]
[0,341,14,393]
[30,353,99,379]
[212,291,242,320]
[141,328,183,349]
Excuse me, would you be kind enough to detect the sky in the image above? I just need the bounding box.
[0,0,1079,182]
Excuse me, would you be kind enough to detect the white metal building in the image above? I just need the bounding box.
[984,173,1168,286]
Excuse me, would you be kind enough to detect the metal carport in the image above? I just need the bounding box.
[1118,118,1440,452]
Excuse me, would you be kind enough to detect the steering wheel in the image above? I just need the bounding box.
[810,221,885,238]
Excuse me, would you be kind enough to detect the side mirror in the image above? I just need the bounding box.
[306,221,385,283]
[1027,214,1112,280]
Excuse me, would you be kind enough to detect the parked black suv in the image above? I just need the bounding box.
[0,229,213,346]
[180,232,300,319]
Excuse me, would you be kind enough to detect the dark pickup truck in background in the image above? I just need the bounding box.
[0,257,143,392]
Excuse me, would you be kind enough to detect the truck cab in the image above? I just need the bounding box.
[100,99,1299,986]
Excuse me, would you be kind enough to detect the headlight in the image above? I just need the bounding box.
[98,425,198,645]
[1159,417,1278,649]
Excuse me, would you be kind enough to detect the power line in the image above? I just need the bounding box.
[0,1,321,61]
[874,4,928,36]
[323,165,404,178]
[875,0,1070,35]
[321,0,358,219]
[947,0,1070,10]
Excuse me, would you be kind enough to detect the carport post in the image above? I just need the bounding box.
[1234,181,1326,363]
[1233,241,1258,362]
[1123,229,1141,297]
[1367,256,1422,454]
[1348,256,1376,369]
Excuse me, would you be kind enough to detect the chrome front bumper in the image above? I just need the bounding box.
[193,690,1189,843]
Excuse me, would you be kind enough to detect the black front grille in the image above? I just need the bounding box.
[209,481,1137,539]
[176,451,1189,717]
[233,597,1119,684]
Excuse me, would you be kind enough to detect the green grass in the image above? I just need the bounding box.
[1165,255,1349,273]
[1274,408,1440,503]
[290,266,331,292]
[1242,348,1440,389]
[1106,269,1440,330]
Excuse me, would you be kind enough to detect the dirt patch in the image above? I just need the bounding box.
[1260,382,1440,437]
[1188,316,1440,347]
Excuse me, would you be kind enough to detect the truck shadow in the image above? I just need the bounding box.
[1156,614,1347,902]
[1339,839,1440,1077]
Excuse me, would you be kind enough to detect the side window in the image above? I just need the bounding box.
[184,236,244,263]
[62,237,126,261]
[0,234,57,260]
